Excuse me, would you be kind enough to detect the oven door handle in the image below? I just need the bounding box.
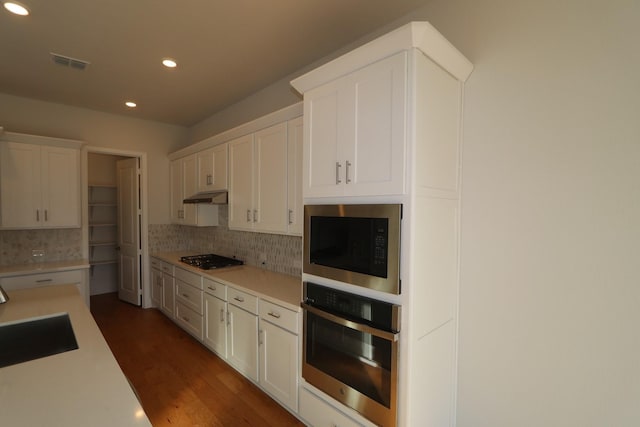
[301,302,399,342]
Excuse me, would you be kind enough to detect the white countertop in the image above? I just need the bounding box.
[153,252,302,311]
[0,259,90,278]
[0,285,151,427]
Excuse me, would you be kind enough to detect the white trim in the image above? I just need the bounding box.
[169,102,303,160]
[291,21,473,94]
[0,130,85,149]
[82,146,151,308]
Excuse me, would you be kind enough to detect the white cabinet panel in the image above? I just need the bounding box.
[203,292,228,357]
[303,52,407,198]
[197,143,228,192]
[228,134,254,231]
[227,303,258,382]
[170,156,219,227]
[259,311,299,412]
[286,117,304,235]
[1,141,80,229]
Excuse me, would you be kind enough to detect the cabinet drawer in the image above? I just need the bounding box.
[175,302,203,341]
[300,387,364,427]
[175,280,203,315]
[175,267,202,289]
[0,270,83,290]
[228,287,258,314]
[150,257,162,270]
[259,299,298,334]
[161,262,174,275]
[203,277,226,300]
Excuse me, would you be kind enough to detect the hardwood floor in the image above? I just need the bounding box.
[91,293,304,427]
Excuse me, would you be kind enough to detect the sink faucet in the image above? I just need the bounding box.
[0,285,9,304]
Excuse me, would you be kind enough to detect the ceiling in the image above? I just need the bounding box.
[0,0,429,127]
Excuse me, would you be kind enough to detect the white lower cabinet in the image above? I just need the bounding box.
[174,267,204,341]
[160,262,176,319]
[300,387,365,427]
[227,287,259,382]
[150,266,163,307]
[203,279,228,358]
[0,268,89,307]
[259,300,299,412]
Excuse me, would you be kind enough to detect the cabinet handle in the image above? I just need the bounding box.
[36,209,40,222]
[335,162,342,184]
[246,209,251,222]
[220,308,225,322]
[253,210,257,223]
[182,316,189,322]
[233,296,245,303]
[345,160,352,184]
[207,286,216,291]
[268,311,281,319]
[227,310,231,326]
[288,209,293,225]
[44,210,48,221]
[206,174,213,185]
[36,279,53,283]
[182,293,189,298]
[259,329,263,346]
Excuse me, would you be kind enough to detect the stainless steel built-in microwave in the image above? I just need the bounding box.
[303,204,402,294]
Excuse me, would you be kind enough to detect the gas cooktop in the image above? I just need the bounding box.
[180,254,243,270]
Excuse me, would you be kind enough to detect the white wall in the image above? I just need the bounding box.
[411,1,639,426]
[0,93,188,224]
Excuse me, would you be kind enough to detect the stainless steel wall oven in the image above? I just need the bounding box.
[302,282,401,426]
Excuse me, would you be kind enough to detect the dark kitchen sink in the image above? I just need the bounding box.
[0,313,78,368]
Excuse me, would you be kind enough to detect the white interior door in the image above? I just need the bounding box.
[117,157,141,305]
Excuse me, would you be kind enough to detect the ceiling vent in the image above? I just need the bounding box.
[50,52,90,70]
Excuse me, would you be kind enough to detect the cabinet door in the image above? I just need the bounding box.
[254,122,288,234]
[0,142,41,228]
[151,268,163,307]
[204,293,228,358]
[41,146,81,227]
[182,154,197,225]
[169,159,184,224]
[287,117,304,235]
[227,303,258,381]
[259,319,299,411]
[228,134,254,231]
[303,51,407,198]
[197,143,228,193]
[347,51,407,196]
[161,273,175,318]
[303,79,346,198]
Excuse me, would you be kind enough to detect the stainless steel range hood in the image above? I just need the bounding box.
[183,191,228,204]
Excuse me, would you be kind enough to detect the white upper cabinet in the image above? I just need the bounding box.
[1,139,81,229]
[170,155,218,227]
[286,117,303,235]
[302,51,407,198]
[196,143,228,193]
[229,123,288,234]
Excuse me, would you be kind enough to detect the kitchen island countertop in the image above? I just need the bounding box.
[0,285,151,427]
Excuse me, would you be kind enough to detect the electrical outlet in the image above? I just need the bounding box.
[258,252,267,265]
[32,249,45,259]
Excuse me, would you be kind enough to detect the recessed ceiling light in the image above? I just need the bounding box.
[3,1,30,15]
[125,101,137,108]
[162,58,177,68]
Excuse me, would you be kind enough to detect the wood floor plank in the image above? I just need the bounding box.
[91,293,304,427]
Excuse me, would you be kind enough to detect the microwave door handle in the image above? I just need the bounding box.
[301,302,399,342]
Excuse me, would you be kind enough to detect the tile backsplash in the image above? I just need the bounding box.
[2,206,302,277]
[0,228,83,266]
[149,206,302,277]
